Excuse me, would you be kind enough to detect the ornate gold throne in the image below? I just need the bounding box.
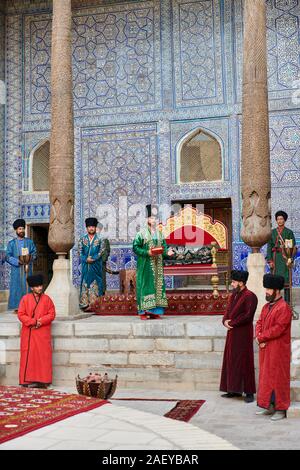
[158,207,230,297]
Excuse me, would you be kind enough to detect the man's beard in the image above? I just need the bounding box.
[232,286,241,294]
[18,232,25,238]
[266,292,277,303]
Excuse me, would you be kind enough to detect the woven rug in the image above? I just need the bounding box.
[0,386,108,444]
[111,398,205,422]
[93,291,229,316]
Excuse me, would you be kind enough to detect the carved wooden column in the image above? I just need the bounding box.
[49,0,74,254]
[46,0,79,317]
[241,0,272,316]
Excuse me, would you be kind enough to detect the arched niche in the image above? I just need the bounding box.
[177,128,223,184]
[29,139,50,192]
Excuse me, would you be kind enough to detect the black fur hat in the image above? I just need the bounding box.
[275,211,288,222]
[27,274,44,287]
[85,217,98,227]
[13,219,26,230]
[263,274,285,291]
[231,270,249,284]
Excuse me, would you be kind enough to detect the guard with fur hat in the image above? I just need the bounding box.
[255,274,292,421]
[18,275,56,388]
[220,270,258,403]
[5,219,37,312]
[267,211,296,303]
[78,217,105,311]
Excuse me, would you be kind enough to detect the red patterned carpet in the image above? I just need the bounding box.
[112,398,206,422]
[165,400,206,421]
[93,291,229,316]
[0,386,108,444]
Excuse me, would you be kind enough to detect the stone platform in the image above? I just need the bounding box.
[1,314,300,395]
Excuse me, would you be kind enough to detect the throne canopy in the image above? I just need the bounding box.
[158,206,228,250]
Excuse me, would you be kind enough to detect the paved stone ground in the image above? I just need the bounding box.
[112,388,300,450]
[0,387,236,450]
[1,385,299,450]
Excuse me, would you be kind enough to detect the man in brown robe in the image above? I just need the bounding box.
[220,270,258,403]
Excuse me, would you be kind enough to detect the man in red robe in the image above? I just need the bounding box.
[18,274,56,388]
[255,274,292,421]
[220,270,258,403]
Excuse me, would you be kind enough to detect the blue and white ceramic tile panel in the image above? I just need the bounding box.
[0,7,5,289]
[2,0,300,292]
[234,0,300,104]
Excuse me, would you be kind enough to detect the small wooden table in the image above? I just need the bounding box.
[119,265,229,297]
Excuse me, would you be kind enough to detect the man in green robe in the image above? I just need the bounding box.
[133,205,174,320]
[267,211,297,303]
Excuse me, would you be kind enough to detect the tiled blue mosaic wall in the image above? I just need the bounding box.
[0,6,5,289]
[2,0,300,291]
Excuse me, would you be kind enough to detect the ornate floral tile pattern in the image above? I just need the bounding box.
[23,1,162,120]
[1,0,300,291]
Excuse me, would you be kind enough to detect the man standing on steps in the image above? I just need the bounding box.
[267,211,296,304]
[78,217,104,311]
[18,274,56,389]
[255,274,292,421]
[133,204,174,320]
[5,219,37,313]
[220,270,258,403]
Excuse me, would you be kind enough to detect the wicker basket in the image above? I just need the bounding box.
[76,374,118,399]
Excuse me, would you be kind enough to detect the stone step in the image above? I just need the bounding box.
[0,291,8,303]
[288,402,300,418]
[0,364,5,378]
[0,303,8,313]
[1,315,300,392]
[291,320,300,338]
[290,380,300,402]
[291,365,300,380]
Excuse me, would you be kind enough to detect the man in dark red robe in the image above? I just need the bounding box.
[18,274,56,388]
[255,274,292,421]
[220,270,258,403]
